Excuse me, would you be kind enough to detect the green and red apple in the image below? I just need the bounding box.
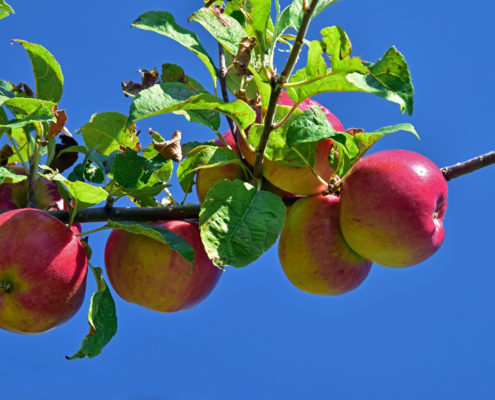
[0,208,88,334]
[238,92,345,195]
[104,220,222,313]
[279,194,372,295]
[339,149,448,267]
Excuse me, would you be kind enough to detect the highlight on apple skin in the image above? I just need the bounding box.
[339,149,448,268]
[237,92,345,196]
[278,194,372,296]
[196,130,246,203]
[104,220,222,313]
[0,208,88,334]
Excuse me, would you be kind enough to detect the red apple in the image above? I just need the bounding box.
[278,194,372,295]
[339,149,448,267]
[196,130,246,203]
[0,166,64,210]
[0,208,88,334]
[238,92,345,195]
[104,220,222,313]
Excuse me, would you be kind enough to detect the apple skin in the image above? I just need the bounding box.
[0,166,64,210]
[339,149,448,267]
[0,208,88,334]
[196,130,245,203]
[238,92,345,195]
[278,194,372,295]
[104,220,222,313]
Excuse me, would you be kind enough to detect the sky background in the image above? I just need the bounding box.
[1,1,494,399]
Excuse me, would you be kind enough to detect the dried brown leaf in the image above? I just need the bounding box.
[152,130,182,162]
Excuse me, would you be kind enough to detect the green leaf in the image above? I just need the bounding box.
[0,166,27,184]
[286,106,338,146]
[13,40,63,103]
[131,11,217,93]
[79,112,138,155]
[199,179,286,268]
[188,7,247,55]
[7,128,30,165]
[247,0,271,52]
[353,123,419,151]
[105,220,194,267]
[128,82,256,131]
[44,172,108,209]
[111,148,148,189]
[161,63,204,92]
[287,26,414,115]
[2,97,56,116]
[0,103,55,128]
[67,266,117,360]
[0,1,14,20]
[177,145,244,193]
[349,47,414,115]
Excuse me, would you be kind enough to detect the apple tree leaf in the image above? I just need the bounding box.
[199,179,286,268]
[0,1,14,20]
[246,0,271,52]
[177,145,245,193]
[0,103,55,128]
[128,82,256,131]
[79,112,139,156]
[13,40,64,103]
[67,266,117,360]
[287,26,414,115]
[2,97,56,116]
[188,7,247,56]
[131,11,217,93]
[105,220,194,267]
[0,166,27,184]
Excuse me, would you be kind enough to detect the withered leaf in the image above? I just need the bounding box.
[0,144,14,166]
[233,37,256,76]
[49,134,79,173]
[12,82,34,97]
[152,130,182,162]
[121,68,159,97]
[48,105,68,138]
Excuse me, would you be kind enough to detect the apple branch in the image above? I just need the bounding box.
[441,151,495,181]
[252,0,320,183]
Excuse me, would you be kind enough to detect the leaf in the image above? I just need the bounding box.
[161,63,204,92]
[349,47,414,115]
[67,266,117,360]
[0,0,13,20]
[13,40,64,103]
[286,106,338,146]
[188,7,247,56]
[79,112,139,156]
[247,0,271,52]
[0,166,27,184]
[177,145,243,193]
[2,97,56,116]
[353,123,419,152]
[111,148,147,189]
[128,82,256,131]
[131,11,217,93]
[44,172,108,208]
[287,26,414,115]
[0,103,55,128]
[199,179,286,268]
[105,220,194,267]
[152,129,182,162]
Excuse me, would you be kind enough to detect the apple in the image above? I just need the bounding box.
[196,130,245,203]
[278,194,372,295]
[0,166,64,210]
[339,149,448,267]
[0,208,88,334]
[104,220,222,313]
[237,92,345,195]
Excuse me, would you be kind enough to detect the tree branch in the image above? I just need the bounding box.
[441,151,495,181]
[252,0,319,183]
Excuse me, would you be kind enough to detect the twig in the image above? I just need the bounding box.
[218,43,239,150]
[252,0,320,183]
[441,151,495,181]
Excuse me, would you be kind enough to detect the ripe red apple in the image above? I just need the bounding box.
[238,92,345,195]
[339,149,448,267]
[0,208,88,334]
[104,220,222,312]
[0,166,64,210]
[196,130,245,203]
[278,194,372,295]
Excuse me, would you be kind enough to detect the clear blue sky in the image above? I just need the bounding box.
[1,1,494,399]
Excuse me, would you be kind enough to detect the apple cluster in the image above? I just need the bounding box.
[0,95,448,337]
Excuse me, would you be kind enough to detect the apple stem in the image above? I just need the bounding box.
[441,151,495,181]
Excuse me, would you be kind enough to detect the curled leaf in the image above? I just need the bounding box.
[152,129,182,162]
[122,67,159,97]
[48,105,67,138]
[233,37,257,76]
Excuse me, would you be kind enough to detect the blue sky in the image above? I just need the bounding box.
[1,1,494,399]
